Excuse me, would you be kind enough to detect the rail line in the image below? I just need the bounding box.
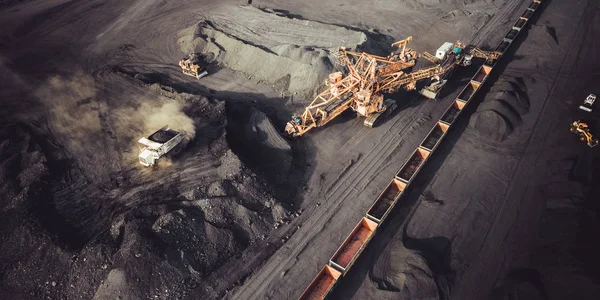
[298,1,543,299]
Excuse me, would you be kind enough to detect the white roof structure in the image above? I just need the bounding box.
[436,42,454,60]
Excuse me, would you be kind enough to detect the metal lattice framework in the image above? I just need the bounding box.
[285,37,421,137]
[284,37,497,137]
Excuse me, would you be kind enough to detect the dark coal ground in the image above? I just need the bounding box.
[2,0,600,300]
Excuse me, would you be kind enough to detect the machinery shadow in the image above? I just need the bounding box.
[224,98,317,208]
[401,227,455,298]
[489,268,549,300]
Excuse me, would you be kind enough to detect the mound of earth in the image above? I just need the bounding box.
[370,240,439,299]
[469,76,529,141]
[177,5,368,99]
[226,102,292,185]
[477,100,522,128]
[494,90,529,115]
[0,80,289,299]
[205,5,366,50]
[0,123,81,299]
[469,110,514,142]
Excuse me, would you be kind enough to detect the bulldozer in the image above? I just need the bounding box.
[570,120,599,148]
[179,53,208,79]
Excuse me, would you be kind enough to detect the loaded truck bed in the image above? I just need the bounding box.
[138,126,185,167]
[148,128,179,143]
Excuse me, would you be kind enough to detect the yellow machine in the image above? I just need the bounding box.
[570,120,598,147]
[179,54,208,79]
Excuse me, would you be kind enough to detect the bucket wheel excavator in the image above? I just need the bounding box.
[285,37,437,137]
[284,38,502,138]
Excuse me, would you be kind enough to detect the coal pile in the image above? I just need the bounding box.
[148,129,177,143]
[469,76,529,141]
[226,102,292,185]
[370,240,441,300]
[0,123,74,299]
[177,5,368,99]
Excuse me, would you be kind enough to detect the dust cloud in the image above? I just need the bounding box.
[141,101,196,142]
[36,73,105,158]
[36,73,196,167]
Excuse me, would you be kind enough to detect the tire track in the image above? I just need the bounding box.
[468,0,524,47]
[322,95,438,199]
[227,97,438,299]
[324,108,429,200]
[335,97,422,159]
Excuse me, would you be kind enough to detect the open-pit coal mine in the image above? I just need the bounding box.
[1,1,599,300]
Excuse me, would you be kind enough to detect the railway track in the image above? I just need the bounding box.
[298,1,544,299]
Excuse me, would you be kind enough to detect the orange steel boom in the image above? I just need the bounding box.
[285,37,422,137]
[284,37,500,137]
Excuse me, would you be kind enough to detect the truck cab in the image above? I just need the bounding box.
[138,149,157,167]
